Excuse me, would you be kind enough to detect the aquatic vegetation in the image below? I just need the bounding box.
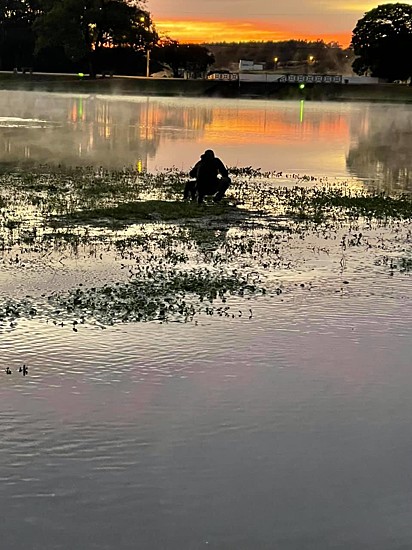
[0,166,410,330]
[49,266,264,324]
[262,186,412,223]
[399,257,412,272]
[1,165,411,226]
[61,199,236,224]
[375,254,412,274]
[0,266,264,328]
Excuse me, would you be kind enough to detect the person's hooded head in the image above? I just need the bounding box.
[201,149,215,161]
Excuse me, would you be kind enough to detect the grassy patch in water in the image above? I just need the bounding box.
[2,166,411,231]
[312,190,412,219]
[375,255,412,274]
[61,199,238,224]
[44,267,264,325]
[282,187,412,222]
[2,165,412,335]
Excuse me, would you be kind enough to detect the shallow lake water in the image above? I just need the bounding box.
[1,91,412,549]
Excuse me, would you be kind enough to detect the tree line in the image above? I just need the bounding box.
[207,3,412,83]
[0,0,214,76]
[205,40,354,75]
[208,3,412,82]
[0,1,411,81]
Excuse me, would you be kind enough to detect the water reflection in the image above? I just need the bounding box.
[2,295,412,550]
[0,91,411,190]
[346,104,412,192]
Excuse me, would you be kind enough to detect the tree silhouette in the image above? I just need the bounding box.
[154,40,214,77]
[0,0,41,69]
[351,3,412,82]
[34,0,157,76]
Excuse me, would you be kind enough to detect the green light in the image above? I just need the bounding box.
[78,72,84,78]
[299,83,305,89]
[300,99,304,123]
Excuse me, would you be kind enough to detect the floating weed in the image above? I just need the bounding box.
[3,219,23,231]
[48,267,266,325]
[399,257,412,272]
[282,187,412,223]
[375,255,412,274]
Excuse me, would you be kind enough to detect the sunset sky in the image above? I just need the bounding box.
[149,0,412,46]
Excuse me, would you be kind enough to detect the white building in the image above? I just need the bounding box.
[239,59,265,72]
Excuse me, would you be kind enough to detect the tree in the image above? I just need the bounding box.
[351,3,412,82]
[34,0,157,76]
[153,40,214,77]
[0,0,41,68]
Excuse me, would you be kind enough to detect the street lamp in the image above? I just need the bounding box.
[273,56,278,70]
[139,15,151,78]
[146,49,150,78]
[306,55,315,75]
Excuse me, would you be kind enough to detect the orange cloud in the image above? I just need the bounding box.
[155,18,352,47]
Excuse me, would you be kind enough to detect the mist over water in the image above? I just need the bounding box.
[0,90,411,190]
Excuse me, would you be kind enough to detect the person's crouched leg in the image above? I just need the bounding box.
[213,177,231,202]
[196,182,209,204]
[183,179,197,201]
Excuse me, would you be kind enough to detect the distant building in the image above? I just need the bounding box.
[239,59,265,72]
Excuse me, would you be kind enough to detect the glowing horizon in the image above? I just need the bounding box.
[155,18,352,47]
[149,0,412,48]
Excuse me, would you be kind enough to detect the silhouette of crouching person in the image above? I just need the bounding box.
[184,149,231,204]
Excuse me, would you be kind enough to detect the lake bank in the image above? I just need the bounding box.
[1,72,412,102]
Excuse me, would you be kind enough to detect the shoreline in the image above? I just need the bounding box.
[1,73,412,102]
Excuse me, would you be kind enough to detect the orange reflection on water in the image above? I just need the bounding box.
[202,106,350,145]
[70,102,77,123]
[70,98,87,123]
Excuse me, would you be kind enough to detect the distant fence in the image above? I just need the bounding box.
[238,73,343,83]
[277,74,342,84]
[207,73,348,84]
[207,73,239,81]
